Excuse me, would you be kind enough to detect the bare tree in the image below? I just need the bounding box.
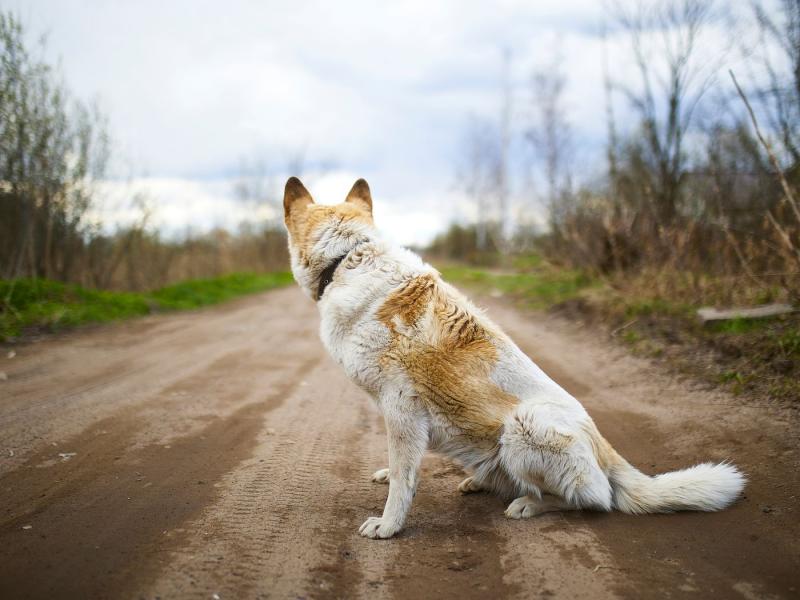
[497,48,513,241]
[745,0,800,166]
[526,47,573,229]
[457,116,502,251]
[455,50,515,252]
[234,157,272,205]
[609,0,718,223]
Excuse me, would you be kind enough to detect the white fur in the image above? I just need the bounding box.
[609,460,746,513]
[288,212,746,539]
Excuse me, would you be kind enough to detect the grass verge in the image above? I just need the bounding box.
[439,259,595,309]
[0,272,293,341]
[440,258,799,404]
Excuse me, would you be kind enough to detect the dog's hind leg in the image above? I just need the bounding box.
[371,468,390,484]
[499,404,614,518]
[505,494,577,519]
[458,463,516,495]
[458,475,485,494]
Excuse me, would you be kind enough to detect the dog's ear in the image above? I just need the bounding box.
[345,178,372,216]
[284,177,314,221]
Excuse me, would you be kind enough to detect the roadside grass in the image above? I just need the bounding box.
[149,272,293,310]
[438,257,799,403]
[439,261,595,309]
[0,272,293,341]
[592,281,799,402]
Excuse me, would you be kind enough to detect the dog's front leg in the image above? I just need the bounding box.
[359,400,428,539]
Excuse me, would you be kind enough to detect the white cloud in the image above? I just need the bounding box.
[8,0,758,245]
[12,1,608,173]
[92,177,277,236]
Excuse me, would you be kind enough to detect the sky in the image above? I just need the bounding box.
[3,0,762,245]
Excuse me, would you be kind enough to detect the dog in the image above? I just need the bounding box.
[283,176,745,539]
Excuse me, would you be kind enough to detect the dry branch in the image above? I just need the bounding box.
[697,303,795,324]
[729,70,800,224]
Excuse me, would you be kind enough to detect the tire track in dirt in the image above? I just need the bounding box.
[0,358,315,599]
[0,288,323,598]
[141,358,373,599]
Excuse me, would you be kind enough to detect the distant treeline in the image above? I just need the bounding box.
[0,12,287,292]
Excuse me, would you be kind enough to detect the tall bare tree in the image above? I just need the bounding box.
[526,48,573,229]
[497,48,513,241]
[609,0,717,223]
[456,50,515,252]
[233,157,273,207]
[458,116,502,251]
[746,0,800,166]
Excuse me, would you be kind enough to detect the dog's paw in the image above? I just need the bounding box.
[504,496,542,519]
[371,468,390,484]
[358,516,400,539]
[458,476,484,494]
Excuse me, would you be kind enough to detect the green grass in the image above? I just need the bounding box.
[778,329,800,357]
[439,262,595,309]
[623,297,693,318]
[149,272,293,310]
[0,272,293,341]
[708,316,775,335]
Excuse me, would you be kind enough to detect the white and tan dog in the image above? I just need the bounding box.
[283,177,745,539]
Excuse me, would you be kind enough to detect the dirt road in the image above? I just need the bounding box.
[1,286,798,599]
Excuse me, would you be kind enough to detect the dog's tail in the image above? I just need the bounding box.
[584,422,746,514]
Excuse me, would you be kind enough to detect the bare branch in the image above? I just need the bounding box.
[730,69,800,225]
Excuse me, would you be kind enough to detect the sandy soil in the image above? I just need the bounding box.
[0,286,798,599]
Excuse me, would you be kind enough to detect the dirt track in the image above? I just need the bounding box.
[1,286,798,599]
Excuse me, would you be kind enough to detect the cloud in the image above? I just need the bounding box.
[13,1,607,172]
[92,177,274,235]
[10,0,746,245]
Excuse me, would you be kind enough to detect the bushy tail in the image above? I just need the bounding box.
[584,422,746,514]
[609,459,746,514]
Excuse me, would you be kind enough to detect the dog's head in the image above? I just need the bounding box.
[283,176,375,299]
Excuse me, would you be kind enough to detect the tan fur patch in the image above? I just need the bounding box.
[581,420,624,472]
[376,273,436,332]
[377,274,519,441]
